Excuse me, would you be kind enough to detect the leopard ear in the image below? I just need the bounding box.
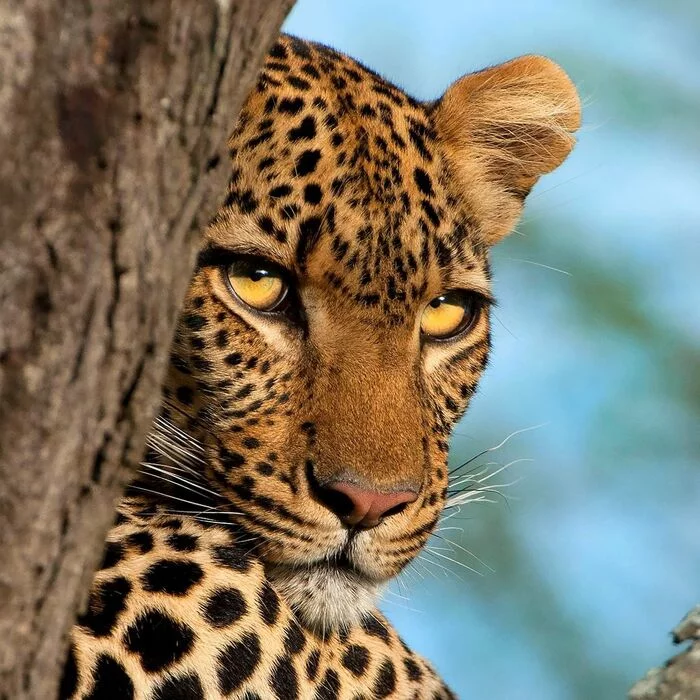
[433,55,581,245]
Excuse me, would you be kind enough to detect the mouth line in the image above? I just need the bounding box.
[273,549,376,582]
[322,550,362,576]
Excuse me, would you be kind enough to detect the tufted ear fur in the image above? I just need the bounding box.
[433,55,581,244]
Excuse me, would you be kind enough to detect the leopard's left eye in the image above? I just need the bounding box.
[225,258,288,312]
[420,291,479,340]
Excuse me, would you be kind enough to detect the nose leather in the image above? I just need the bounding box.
[322,481,418,529]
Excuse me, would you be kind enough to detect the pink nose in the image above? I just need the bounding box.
[319,481,418,529]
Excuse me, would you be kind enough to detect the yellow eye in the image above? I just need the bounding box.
[420,291,477,339]
[226,259,288,312]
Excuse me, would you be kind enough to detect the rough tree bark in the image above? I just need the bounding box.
[0,1,294,697]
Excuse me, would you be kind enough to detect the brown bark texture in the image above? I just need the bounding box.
[0,1,294,697]
[629,607,700,700]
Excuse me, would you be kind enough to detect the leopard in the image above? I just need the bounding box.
[62,33,580,700]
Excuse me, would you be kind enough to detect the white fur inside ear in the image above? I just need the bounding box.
[267,564,380,633]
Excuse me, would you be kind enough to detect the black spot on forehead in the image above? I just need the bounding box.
[270,184,293,198]
[289,36,313,59]
[269,41,288,60]
[296,215,323,267]
[264,95,278,114]
[301,62,321,79]
[288,75,312,91]
[295,149,322,176]
[289,115,317,141]
[279,96,305,114]
[304,183,323,204]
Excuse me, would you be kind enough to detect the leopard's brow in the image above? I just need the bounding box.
[205,212,293,267]
[442,267,493,302]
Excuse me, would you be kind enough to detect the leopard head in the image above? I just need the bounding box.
[159,35,580,631]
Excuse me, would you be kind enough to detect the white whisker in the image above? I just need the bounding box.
[507,257,572,277]
[432,533,494,573]
[140,463,221,499]
[424,547,483,577]
[129,485,214,511]
[154,416,205,452]
[419,550,462,579]
[449,423,546,477]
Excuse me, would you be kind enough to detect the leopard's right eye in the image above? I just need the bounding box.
[225,258,289,313]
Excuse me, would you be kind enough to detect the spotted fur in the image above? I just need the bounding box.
[66,34,580,699]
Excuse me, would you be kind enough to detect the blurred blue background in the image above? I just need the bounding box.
[284,2,700,698]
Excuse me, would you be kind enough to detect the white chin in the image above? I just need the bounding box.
[268,563,380,633]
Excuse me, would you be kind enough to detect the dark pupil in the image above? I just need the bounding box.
[249,269,267,282]
[430,296,446,309]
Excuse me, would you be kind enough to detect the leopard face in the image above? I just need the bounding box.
[160,34,580,632]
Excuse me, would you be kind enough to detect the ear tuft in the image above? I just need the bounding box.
[433,55,581,244]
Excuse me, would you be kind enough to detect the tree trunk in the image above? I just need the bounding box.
[0,1,294,696]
